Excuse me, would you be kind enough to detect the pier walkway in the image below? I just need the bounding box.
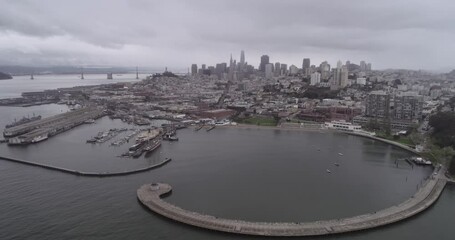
[137,170,446,237]
[0,155,171,177]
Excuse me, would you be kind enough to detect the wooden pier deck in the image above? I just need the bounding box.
[137,170,447,237]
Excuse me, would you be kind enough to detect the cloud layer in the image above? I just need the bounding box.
[1,0,454,71]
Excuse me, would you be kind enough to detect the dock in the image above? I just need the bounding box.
[137,169,447,237]
[4,106,105,144]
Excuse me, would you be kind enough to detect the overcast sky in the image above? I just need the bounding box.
[1,0,454,71]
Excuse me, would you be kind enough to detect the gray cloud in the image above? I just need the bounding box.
[0,0,454,70]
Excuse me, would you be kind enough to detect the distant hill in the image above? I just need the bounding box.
[446,69,455,79]
[0,65,135,75]
[0,71,12,80]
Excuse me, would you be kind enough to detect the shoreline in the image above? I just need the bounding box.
[216,123,329,132]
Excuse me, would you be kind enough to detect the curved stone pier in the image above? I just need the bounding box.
[0,155,171,177]
[345,132,419,154]
[137,172,446,236]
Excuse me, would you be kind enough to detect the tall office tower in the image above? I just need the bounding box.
[280,64,287,76]
[319,61,331,80]
[302,58,311,76]
[259,55,270,72]
[367,63,372,71]
[330,68,340,90]
[274,62,281,77]
[346,60,350,66]
[337,60,343,69]
[265,63,274,79]
[240,50,245,66]
[215,63,227,79]
[228,54,236,81]
[237,51,246,81]
[310,72,321,85]
[191,64,198,76]
[360,61,367,71]
[340,65,349,88]
[202,64,206,70]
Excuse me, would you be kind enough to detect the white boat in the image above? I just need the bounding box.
[338,153,343,156]
[31,134,48,143]
[326,169,331,173]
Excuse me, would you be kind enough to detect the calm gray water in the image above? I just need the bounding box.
[0,73,142,99]
[0,105,453,240]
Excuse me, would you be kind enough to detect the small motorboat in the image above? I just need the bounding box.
[334,163,340,166]
[338,153,343,156]
[326,169,331,173]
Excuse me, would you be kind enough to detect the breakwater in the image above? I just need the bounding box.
[137,169,446,237]
[0,155,171,177]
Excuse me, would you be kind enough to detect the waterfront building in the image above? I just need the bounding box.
[393,92,424,121]
[364,91,424,126]
[365,91,391,119]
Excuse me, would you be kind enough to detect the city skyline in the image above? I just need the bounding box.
[1,0,455,71]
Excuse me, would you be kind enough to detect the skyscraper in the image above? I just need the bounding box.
[330,64,349,90]
[191,64,198,76]
[274,62,280,77]
[280,64,287,76]
[319,61,330,80]
[340,65,349,88]
[240,50,245,66]
[302,58,310,69]
[289,65,299,75]
[337,60,342,69]
[228,54,235,81]
[360,61,367,71]
[265,63,273,79]
[310,72,321,85]
[259,55,269,72]
[302,58,310,76]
